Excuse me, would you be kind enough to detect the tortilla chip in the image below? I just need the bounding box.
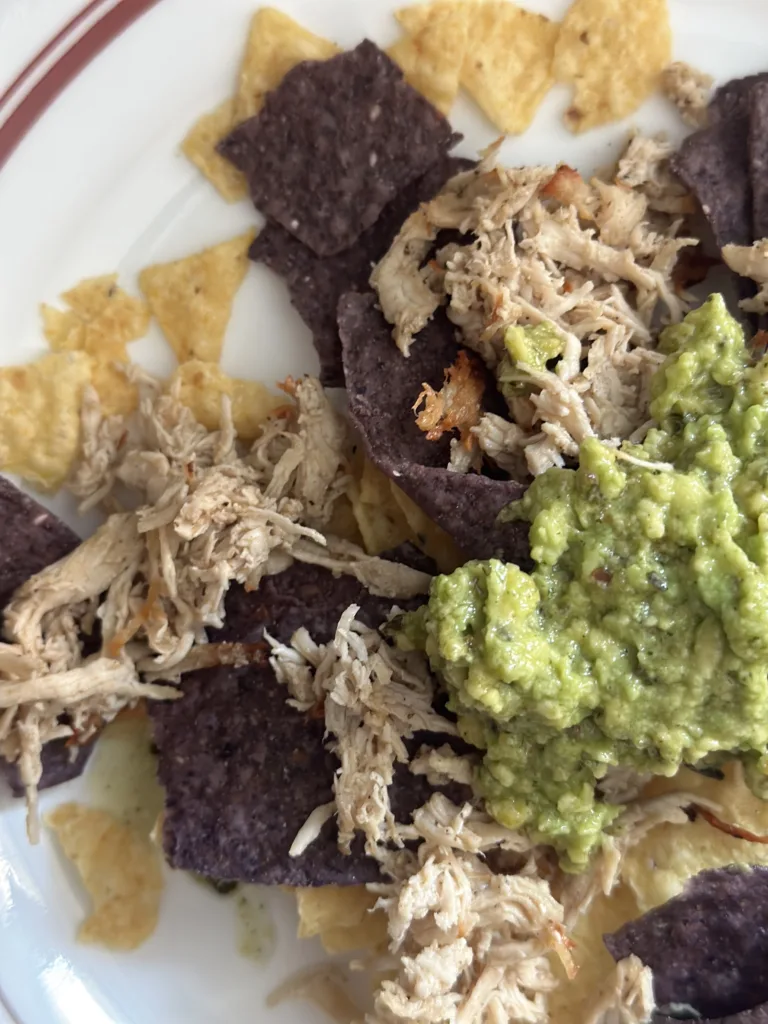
[235,8,339,123]
[460,2,558,134]
[181,99,248,203]
[549,886,640,1024]
[606,866,768,1019]
[554,0,672,133]
[249,155,473,387]
[41,275,148,416]
[171,360,284,441]
[325,494,364,546]
[295,886,388,954]
[388,2,473,115]
[749,81,768,241]
[220,41,455,257]
[47,802,163,950]
[139,232,254,365]
[389,483,463,574]
[349,454,414,556]
[338,292,528,563]
[0,351,90,491]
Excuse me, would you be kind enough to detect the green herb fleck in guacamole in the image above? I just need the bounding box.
[400,294,768,870]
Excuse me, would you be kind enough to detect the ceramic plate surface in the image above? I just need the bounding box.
[1,1,767,1020]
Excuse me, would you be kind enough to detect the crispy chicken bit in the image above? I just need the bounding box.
[541,165,597,221]
[414,351,485,452]
[723,240,768,314]
[662,61,714,128]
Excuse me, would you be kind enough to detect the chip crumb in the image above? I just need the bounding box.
[554,0,672,133]
[662,60,714,128]
[235,7,339,123]
[0,351,91,491]
[181,99,249,202]
[139,232,255,365]
[47,802,163,951]
[294,885,388,955]
[388,1,473,115]
[459,1,559,134]
[170,359,285,441]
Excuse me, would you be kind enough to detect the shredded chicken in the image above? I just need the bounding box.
[410,745,476,788]
[583,956,655,1024]
[661,61,713,128]
[269,605,455,855]
[723,240,768,314]
[372,142,696,475]
[0,375,414,838]
[414,350,485,451]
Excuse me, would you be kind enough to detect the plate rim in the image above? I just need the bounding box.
[0,0,162,172]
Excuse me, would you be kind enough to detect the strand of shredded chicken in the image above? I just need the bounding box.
[1,375,428,840]
[582,956,655,1024]
[372,135,698,477]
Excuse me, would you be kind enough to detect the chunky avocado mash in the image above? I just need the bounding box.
[400,294,768,869]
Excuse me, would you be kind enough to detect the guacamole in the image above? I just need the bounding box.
[400,294,768,869]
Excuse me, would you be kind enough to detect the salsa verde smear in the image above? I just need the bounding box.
[400,294,768,870]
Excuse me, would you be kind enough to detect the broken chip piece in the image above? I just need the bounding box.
[170,360,285,441]
[235,7,339,123]
[554,0,672,133]
[295,885,388,954]
[139,232,254,365]
[249,154,473,386]
[181,99,249,203]
[219,40,456,257]
[0,351,91,491]
[47,802,163,951]
[388,1,472,115]
[461,2,559,134]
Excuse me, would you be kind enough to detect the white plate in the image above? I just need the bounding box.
[1,1,767,1021]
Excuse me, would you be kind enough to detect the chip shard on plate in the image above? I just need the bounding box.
[605,866,768,1020]
[553,0,672,134]
[338,291,529,564]
[249,155,473,386]
[181,99,249,203]
[149,559,465,887]
[460,1,559,135]
[219,40,456,257]
[139,232,254,365]
[0,351,91,491]
[388,1,473,115]
[235,7,339,123]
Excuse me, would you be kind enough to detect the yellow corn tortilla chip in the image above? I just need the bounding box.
[181,99,249,203]
[389,481,464,574]
[621,764,768,912]
[47,802,163,951]
[236,8,340,123]
[326,493,365,547]
[0,351,90,491]
[139,232,254,365]
[41,275,148,416]
[388,2,473,115]
[553,0,672,133]
[460,2,558,134]
[549,885,640,1024]
[295,885,388,955]
[171,360,285,441]
[349,454,414,556]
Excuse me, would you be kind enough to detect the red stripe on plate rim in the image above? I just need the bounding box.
[0,0,163,173]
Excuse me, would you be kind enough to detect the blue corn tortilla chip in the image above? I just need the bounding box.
[149,556,470,887]
[749,81,768,240]
[337,291,529,564]
[0,475,95,794]
[605,866,768,1020]
[219,40,456,257]
[250,155,474,387]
